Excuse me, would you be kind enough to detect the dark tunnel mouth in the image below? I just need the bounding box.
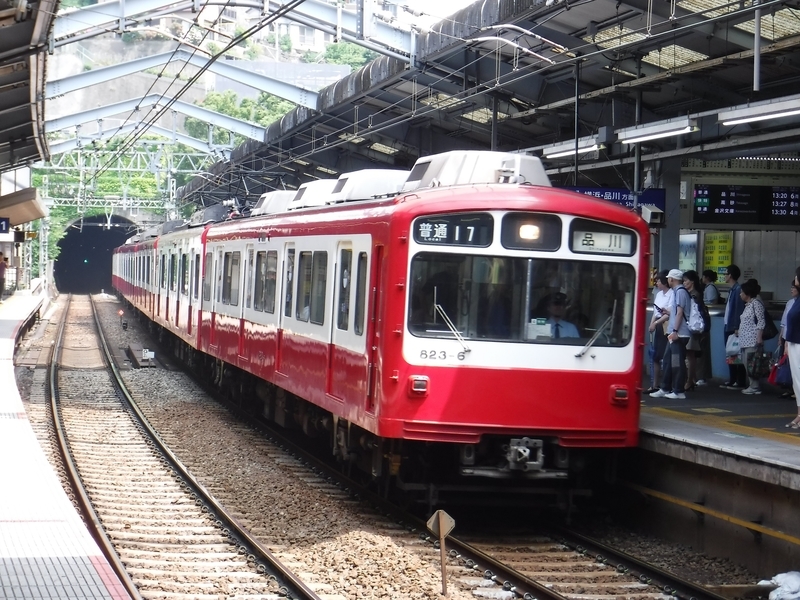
[53,215,135,294]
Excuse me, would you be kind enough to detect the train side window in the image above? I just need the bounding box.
[193,253,200,299]
[354,252,368,335]
[230,252,240,306]
[180,253,189,296]
[160,255,167,289]
[146,255,151,286]
[265,251,277,313]
[284,249,295,317]
[203,252,212,301]
[311,252,327,325]
[254,251,267,312]
[337,249,352,330]
[222,251,241,306]
[296,251,312,321]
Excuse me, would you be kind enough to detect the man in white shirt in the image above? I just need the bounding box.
[651,269,691,399]
[546,293,580,338]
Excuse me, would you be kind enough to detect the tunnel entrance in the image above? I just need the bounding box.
[53,215,135,294]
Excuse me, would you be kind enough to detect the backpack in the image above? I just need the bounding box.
[680,288,705,334]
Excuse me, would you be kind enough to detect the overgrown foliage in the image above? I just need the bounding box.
[302,41,378,71]
[183,90,296,146]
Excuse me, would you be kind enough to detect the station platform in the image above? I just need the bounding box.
[0,289,131,600]
[641,380,800,491]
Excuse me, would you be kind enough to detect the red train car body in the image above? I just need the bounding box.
[113,151,651,492]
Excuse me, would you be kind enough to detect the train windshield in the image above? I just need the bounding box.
[408,253,635,346]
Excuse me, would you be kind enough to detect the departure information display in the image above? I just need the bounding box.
[693,184,800,226]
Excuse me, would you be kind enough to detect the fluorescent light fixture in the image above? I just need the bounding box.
[616,117,698,144]
[543,136,604,159]
[370,142,399,155]
[339,133,366,144]
[719,97,800,126]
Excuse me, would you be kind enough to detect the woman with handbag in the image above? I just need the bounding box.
[738,279,766,395]
[682,270,705,390]
[778,280,798,398]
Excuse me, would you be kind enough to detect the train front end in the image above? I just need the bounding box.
[379,180,650,484]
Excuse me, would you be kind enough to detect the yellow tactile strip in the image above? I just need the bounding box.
[643,406,800,446]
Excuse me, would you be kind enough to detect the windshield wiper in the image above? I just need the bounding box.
[575,299,616,358]
[434,302,471,355]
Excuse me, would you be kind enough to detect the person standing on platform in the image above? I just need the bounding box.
[647,271,673,393]
[650,269,691,400]
[682,270,706,390]
[738,279,765,395]
[0,252,5,302]
[721,264,747,389]
[779,280,798,399]
[782,267,800,428]
[702,270,720,305]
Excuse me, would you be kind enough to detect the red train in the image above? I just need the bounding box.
[113,150,650,498]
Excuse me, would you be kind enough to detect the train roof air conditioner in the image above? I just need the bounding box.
[327,169,410,204]
[401,151,551,193]
[251,191,297,216]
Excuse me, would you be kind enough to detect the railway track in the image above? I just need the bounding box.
[15,292,751,600]
[50,295,323,600]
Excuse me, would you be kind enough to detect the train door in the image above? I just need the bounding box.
[240,244,254,359]
[200,250,213,347]
[328,243,352,396]
[156,253,162,317]
[366,246,382,413]
[191,251,201,336]
[276,244,295,374]
[166,251,176,324]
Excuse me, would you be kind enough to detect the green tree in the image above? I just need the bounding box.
[183,90,296,146]
[321,41,377,70]
[266,33,293,54]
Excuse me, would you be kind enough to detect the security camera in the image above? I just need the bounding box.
[640,205,663,227]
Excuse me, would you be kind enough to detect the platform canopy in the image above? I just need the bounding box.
[0,0,57,174]
[0,188,49,227]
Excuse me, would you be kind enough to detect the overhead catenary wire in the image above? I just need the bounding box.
[90,0,309,182]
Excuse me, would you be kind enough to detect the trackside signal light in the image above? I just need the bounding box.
[408,375,429,397]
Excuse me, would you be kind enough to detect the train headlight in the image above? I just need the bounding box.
[518,224,540,240]
[408,375,429,397]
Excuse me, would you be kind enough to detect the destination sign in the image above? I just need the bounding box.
[413,213,493,247]
[571,230,634,255]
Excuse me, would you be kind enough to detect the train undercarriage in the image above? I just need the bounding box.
[140,308,609,510]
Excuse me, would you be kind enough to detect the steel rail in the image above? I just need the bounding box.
[88,295,323,600]
[554,527,732,600]
[204,388,572,600]
[48,294,144,600]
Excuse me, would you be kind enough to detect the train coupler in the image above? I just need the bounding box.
[505,437,544,471]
